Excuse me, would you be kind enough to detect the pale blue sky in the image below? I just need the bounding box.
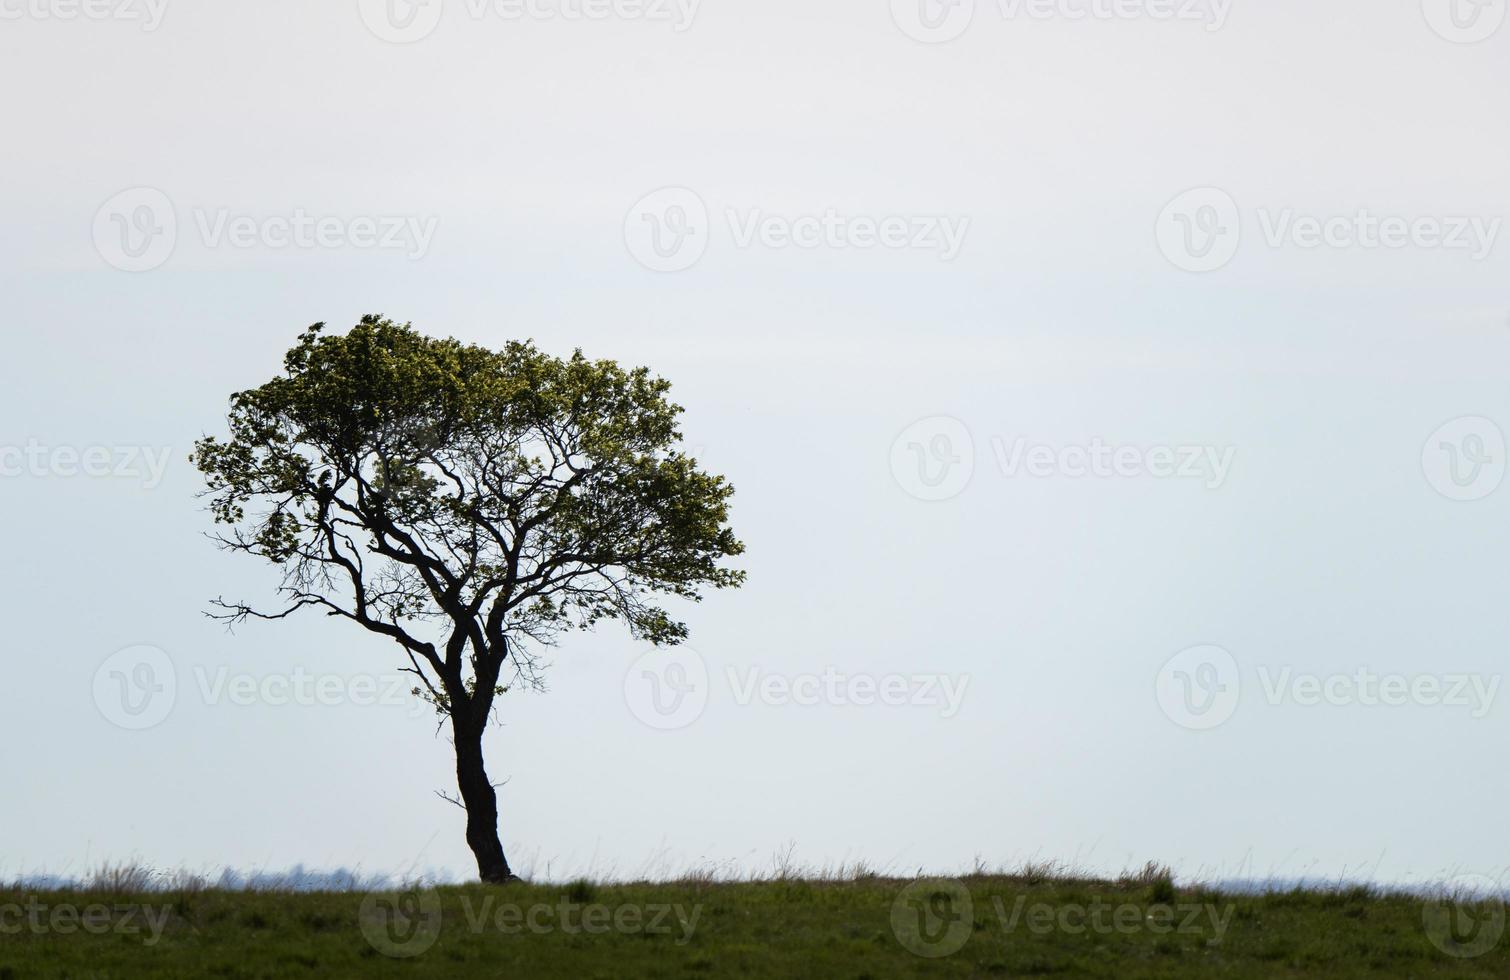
[2,0,1508,887]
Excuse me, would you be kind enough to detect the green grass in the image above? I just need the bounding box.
[0,872,1505,978]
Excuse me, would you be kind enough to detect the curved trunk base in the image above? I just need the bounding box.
[454,720,516,885]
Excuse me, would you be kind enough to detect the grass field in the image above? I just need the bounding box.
[1,867,1505,978]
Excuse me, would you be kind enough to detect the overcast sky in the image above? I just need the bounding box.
[2,0,1508,888]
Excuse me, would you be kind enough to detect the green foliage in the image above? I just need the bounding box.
[191,316,744,712]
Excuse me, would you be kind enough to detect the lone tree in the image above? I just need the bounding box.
[191,317,744,882]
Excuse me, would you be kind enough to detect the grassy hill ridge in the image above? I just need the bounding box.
[1,869,1505,978]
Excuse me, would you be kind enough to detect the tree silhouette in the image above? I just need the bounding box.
[191,317,744,881]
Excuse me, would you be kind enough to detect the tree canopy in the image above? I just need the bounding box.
[191,316,745,722]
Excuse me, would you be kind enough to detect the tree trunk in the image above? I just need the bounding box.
[452,716,516,883]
